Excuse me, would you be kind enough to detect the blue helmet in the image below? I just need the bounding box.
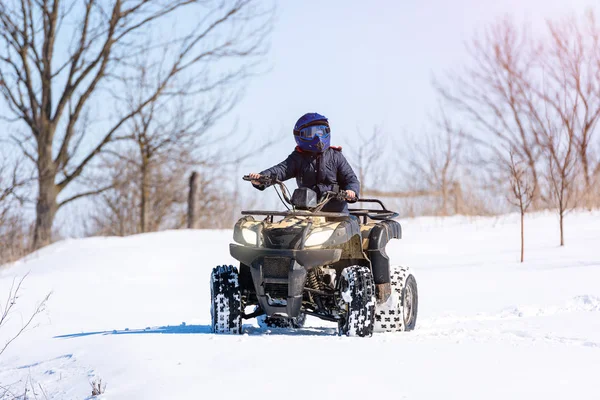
[293,112,330,153]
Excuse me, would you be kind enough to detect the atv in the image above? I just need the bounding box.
[210,175,418,337]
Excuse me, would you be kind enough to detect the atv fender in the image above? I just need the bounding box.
[367,220,402,284]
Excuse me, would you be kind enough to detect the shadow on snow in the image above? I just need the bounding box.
[54,323,337,339]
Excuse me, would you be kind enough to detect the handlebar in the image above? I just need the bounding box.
[243,175,396,219]
[243,175,357,209]
[242,175,278,185]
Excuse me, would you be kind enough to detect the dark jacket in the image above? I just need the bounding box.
[257,147,360,213]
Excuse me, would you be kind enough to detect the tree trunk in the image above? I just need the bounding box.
[452,181,464,215]
[140,158,149,233]
[581,146,591,203]
[520,211,525,263]
[187,172,198,229]
[33,167,58,250]
[581,151,593,210]
[441,177,449,216]
[559,208,565,246]
[32,115,61,250]
[528,163,542,209]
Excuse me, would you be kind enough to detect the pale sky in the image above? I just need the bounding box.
[5,0,599,233]
[226,0,599,173]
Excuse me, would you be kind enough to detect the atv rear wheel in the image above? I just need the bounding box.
[402,272,418,330]
[210,265,242,334]
[374,266,418,332]
[259,313,307,329]
[338,266,376,337]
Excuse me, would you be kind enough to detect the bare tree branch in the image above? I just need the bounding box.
[0,273,52,357]
[57,184,114,209]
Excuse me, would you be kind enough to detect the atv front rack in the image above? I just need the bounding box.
[241,210,347,218]
[241,206,399,223]
[349,199,399,223]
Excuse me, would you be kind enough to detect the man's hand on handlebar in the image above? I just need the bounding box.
[325,189,357,202]
[345,190,357,200]
[248,172,262,186]
[244,173,276,186]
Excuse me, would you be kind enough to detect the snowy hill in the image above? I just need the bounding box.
[1,211,600,399]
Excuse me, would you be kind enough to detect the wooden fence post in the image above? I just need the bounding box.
[188,171,198,229]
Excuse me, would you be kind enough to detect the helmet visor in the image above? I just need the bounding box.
[295,124,330,140]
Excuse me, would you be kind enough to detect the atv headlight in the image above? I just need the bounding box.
[242,228,258,245]
[304,228,335,247]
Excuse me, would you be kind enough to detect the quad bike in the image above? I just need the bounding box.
[210,175,418,337]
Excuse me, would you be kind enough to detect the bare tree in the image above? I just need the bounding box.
[0,0,272,249]
[344,121,476,217]
[507,149,536,262]
[0,156,31,265]
[543,127,579,247]
[88,149,189,236]
[0,157,24,223]
[515,77,579,247]
[89,100,260,235]
[539,12,600,208]
[88,154,142,236]
[0,274,51,400]
[405,110,465,216]
[435,18,544,206]
[88,147,242,236]
[348,125,387,197]
[516,13,595,246]
[114,52,243,233]
[434,10,600,235]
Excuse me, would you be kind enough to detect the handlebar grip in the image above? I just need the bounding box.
[341,191,359,203]
[325,190,358,203]
[243,175,277,185]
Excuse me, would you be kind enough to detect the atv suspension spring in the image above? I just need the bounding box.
[307,268,324,291]
[307,268,325,306]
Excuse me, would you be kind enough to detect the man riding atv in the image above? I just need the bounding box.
[248,112,391,304]
[211,112,418,336]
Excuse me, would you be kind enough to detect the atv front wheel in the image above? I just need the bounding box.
[374,266,418,332]
[210,265,243,334]
[338,266,376,337]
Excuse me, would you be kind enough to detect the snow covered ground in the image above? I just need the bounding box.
[1,210,599,399]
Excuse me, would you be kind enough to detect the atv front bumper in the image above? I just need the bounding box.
[229,244,342,318]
